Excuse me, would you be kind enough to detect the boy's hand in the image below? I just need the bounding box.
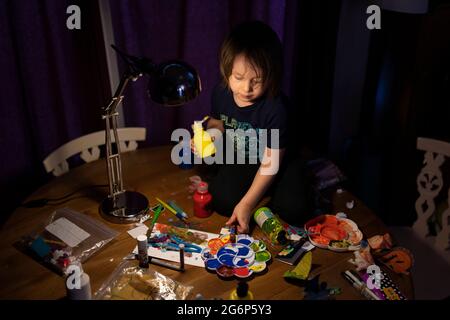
[226,202,253,234]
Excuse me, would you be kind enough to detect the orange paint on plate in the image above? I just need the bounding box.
[208,238,224,255]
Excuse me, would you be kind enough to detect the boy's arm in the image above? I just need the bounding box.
[206,117,224,139]
[226,147,285,233]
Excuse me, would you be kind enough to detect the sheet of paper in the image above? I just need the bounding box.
[127,224,149,239]
[45,217,90,247]
[133,223,219,267]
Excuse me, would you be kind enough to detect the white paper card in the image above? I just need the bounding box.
[45,217,90,247]
[302,241,315,251]
[127,225,149,239]
[133,223,219,267]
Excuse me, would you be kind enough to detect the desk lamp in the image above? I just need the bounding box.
[100,45,201,224]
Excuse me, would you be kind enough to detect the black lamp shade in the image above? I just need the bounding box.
[147,60,201,106]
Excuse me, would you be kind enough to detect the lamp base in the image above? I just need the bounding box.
[100,191,149,224]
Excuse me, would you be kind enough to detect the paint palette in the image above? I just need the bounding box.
[304,214,363,252]
[202,234,271,279]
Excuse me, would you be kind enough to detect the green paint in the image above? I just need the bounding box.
[250,242,260,251]
[255,250,271,262]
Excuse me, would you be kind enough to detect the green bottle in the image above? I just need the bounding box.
[253,207,288,245]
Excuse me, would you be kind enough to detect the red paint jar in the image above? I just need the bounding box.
[193,182,212,218]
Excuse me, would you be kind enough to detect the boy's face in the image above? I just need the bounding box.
[228,54,266,107]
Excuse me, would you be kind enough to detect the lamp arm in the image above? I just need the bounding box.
[102,73,135,115]
[101,71,139,200]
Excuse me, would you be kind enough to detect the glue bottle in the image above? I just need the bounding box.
[65,261,92,300]
[192,118,216,158]
[254,207,288,245]
[137,234,149,268]
[193,181,213,218]
[229,281,254,300]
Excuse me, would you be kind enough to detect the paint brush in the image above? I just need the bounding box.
[147,204,164,237]
[167,200,189,219]
[155,197,188,223]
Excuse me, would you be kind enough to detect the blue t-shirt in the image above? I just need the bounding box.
[211,84,288,163]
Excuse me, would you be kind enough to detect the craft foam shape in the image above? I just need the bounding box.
[283,251,312,280]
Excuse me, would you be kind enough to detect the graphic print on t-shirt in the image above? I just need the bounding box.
[220,114,263,161]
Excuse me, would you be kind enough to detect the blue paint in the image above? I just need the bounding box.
[237,238,252,246]
[237,246,250,256]
[217,247,237,256]
[205,258,221,270]
[218,253,235,267]
[234,258,249,267]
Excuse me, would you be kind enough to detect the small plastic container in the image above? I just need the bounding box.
[193,182,213,218]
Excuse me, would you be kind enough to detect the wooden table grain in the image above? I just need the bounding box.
[0,145,414,300]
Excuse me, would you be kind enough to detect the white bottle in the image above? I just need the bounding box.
[65,261,92,300]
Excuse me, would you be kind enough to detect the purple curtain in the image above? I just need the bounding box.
[0,0,109,220]
[1,0,342,222]
[108,0,302,146]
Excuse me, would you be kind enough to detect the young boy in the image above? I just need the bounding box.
[197,21,312,233]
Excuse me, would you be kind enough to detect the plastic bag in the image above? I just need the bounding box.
[17,207,119,275]
[94,261,193,300]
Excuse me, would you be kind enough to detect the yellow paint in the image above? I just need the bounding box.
[192,119,216,158]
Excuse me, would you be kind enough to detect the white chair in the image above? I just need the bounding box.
[389,137,450,299]
[43,127,146,177]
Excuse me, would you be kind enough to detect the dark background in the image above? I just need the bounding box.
[1,0,449,226]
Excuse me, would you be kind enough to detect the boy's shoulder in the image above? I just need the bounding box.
[261,92,290,115]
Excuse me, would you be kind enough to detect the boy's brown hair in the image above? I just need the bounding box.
[219,20,283,98]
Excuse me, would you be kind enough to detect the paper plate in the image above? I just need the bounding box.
[305,214,363,252]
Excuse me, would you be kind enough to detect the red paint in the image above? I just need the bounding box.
[217,265,234,278]
[233,267,250,277]
[193,182,212,218]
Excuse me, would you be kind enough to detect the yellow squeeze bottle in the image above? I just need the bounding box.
[192,116,216,158]
[229,281,254,300]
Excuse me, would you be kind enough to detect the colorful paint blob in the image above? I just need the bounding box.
[233,267,253,278]
[200,247,213,261]
[304,214,363,251]
[205,258,221,270]
[204,235,270,279]
[249,240,267,252]
[216,265,234,278]
[249,261,266,273]
[255,250,271,262]
[208,238,224,254]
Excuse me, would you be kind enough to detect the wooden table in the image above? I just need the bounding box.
[0,146,414,300]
